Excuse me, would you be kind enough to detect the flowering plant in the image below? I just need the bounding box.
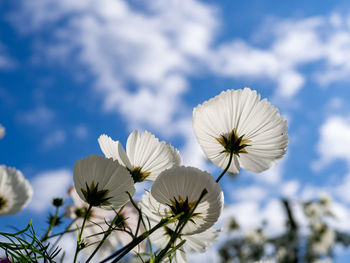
[0,88,290,262]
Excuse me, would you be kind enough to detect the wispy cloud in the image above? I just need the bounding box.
[312,114,350,171]
[0,41,16,70]
[17,105,54,127]
[12,1,350,171]
[42,129,66,149]
[10,0,219,168]
[29,169,72,212]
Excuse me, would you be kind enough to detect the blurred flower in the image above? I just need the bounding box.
[73,154,135,209]
[0,124,5,139]
[193,88,288,174]
[0,165,33,216]
[311,226,335,255]
[312,258,332,263]
[152,224,220,263]
[244,229,265,245]
[114,201,145,254]
[319,193,332,209]
[141,191,220,263]
[305,202,324,219]
[143,166,223,235]
[98,130,181,182]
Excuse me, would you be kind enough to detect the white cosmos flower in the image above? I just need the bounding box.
[311,226,335,255]
[141,192,220,263]
[98,130,181,182]
[193,88,288,174]
[144,166,223,235]
[0,165,33,215]
[0,124,5,139]
[73,154,135,209]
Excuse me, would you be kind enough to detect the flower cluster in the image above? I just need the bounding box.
[0,88,289,262]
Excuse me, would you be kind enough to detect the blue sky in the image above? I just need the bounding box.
[2,0,350,261]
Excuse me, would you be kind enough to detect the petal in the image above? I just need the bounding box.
[126,130,139,165]
[73,154,135,209]
[150,166,223,235]
[98,134,132,169]
[127,130,181,181]
[185,227,220,252]
[0,166,33,215]
[193,88,288,174]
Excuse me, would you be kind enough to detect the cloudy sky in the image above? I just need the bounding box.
[2,0,350,261]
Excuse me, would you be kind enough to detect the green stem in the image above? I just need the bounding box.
[73,204,92,263]
[48,219,77,254]
[154,188,208,263]
[41,207,59,242]
[86,206,124,263]
[100,213,183,263]
[216,151,234,183]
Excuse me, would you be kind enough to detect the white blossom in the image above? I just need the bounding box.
[193,88,288,174]
[143,166,223,235]
[73,154,135,209]
[98,130,181,182]
[0,165,33,215]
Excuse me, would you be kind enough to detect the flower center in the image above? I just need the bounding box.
[168,196,199,221]
[216,128,251,156]
[129,167,151,183]
[81,181,111,207]
[0,195,7,211]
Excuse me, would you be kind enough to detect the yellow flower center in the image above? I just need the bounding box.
[168,196,200,221]
[81,181,111,207]
[216,128,251,156]
[0,195,7,211]
[129,166,151,183]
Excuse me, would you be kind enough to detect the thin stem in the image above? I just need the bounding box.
[100,213,183,263]
[73,204,92,263]
[216,151,234,183]
[154,188,208,263]
[41,207,59,242]
[86,206,124,263]
[48,219,77,254]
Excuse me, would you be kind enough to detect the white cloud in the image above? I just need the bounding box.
[222,199,286,237]
[0,41,16,70]
[43,129,66,149]
[280,180,300,198]
[12,1,350,169]
[11,0,220,168]
[232,185,268,202]
[29,169,72,212]
[17,105,54,127]
[74,124,88,139]
[312,115,350,171]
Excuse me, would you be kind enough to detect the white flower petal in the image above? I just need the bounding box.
[150,166,223,235]
[141,195,219,263]
[0,165,33,215]
[193,88,288,174]
[128,130,178,180]
[100,130,181,182]
[185,227,220,253]
[98,134,132,169]
[73,154,135,209]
